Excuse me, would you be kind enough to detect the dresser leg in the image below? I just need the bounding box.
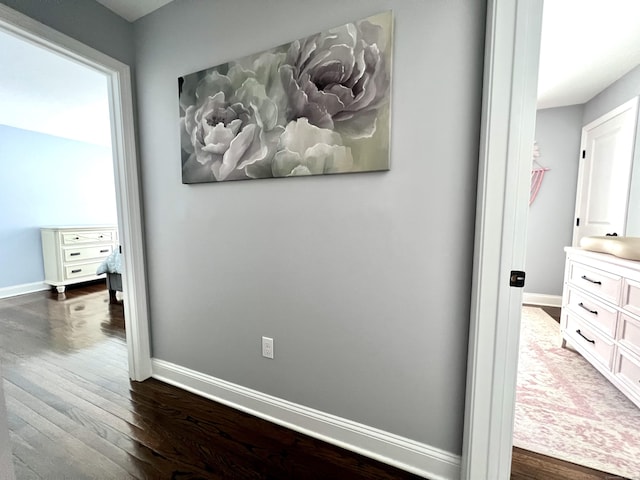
[560,337,567,349]
[56,285,66,294]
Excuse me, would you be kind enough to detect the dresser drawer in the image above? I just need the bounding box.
[622,278,640,317]
[565,313,615,369]
[62,230,115,245]
[568,261,622,304]
[613,347,640,402]
[63,245,113,263]
[618,313,640,357]
[64,262,104,280]
[566,288,618,337]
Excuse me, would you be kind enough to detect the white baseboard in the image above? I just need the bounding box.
[152,359,461,480]
[523,292,562,307]
[0,282,49,299]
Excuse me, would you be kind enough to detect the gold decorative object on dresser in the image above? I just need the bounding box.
[561,246,640,408]
[41,225,118,293]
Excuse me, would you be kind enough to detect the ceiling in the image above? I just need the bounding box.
[94,0,174,23]
[0,29,111,146]
[0,1,639,146]
[537,0,640,109]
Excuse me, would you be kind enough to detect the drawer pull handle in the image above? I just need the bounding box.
[576,329,596,344]
[100,249,109,253]
[71,269,82,274]
[581,275,602,285]
[578,302,598,315]
[69,252,81,257]
[74,236,80,240]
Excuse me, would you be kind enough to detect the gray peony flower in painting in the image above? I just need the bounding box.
[179,11,392,184]
[280,18,390,138]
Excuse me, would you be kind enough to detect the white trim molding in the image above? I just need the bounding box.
[0,282,49,300]
[522,293,562,307]
[153,359,461,480]
[462,1,543,479]
[0,4,152,382]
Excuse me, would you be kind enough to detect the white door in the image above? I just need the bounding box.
[573,97,638,245]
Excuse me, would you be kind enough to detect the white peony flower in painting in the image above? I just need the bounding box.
[178,11,392,184]
[179,64,285,182]
[273,118,354,177]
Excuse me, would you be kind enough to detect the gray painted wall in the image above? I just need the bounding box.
[0,0,134,66]
[525,106,583,296]
[0,366,15,480]
[583,64,640,125]
[134,0,485,454]
[583,65,640,235]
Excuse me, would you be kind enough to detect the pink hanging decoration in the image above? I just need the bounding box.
[530,168,549,205]
[530,141,549,205]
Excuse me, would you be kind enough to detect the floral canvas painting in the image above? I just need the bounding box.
[178,11,393,184]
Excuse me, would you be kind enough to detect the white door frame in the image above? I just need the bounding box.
[462,1,543,479]
[0,4,152,382]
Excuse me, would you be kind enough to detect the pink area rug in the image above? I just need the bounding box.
[514,306,640,480]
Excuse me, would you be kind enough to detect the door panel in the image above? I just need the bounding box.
[573,97,638,244]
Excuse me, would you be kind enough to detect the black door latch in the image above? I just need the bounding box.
[510,270,526,288]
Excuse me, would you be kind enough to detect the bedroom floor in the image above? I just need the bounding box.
[0,286,616,479]
[515,304,637,479]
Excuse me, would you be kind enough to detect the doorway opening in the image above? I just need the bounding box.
[0,6,151,477]
[0,3,150,382]
[0,28,120,301]
[514,1,640,477]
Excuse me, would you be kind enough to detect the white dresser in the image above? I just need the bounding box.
[561,247,640,408]
[41,225,118,293]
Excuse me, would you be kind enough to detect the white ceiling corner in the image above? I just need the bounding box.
[94,0,175,22]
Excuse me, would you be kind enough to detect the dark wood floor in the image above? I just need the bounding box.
[538,304,562,323]
[0,287,624,479]
[511,447,630,480]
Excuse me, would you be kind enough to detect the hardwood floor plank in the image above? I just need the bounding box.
[8,428,90,480]
[2,345,132,400]
[6,400,124,480]
[3,368,149,438]
[4,380,158,479]
[511,447,630,479]
[3,351,134,414]
[9,454,39,480]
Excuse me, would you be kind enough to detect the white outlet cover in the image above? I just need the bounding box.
[262,336,274,359]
